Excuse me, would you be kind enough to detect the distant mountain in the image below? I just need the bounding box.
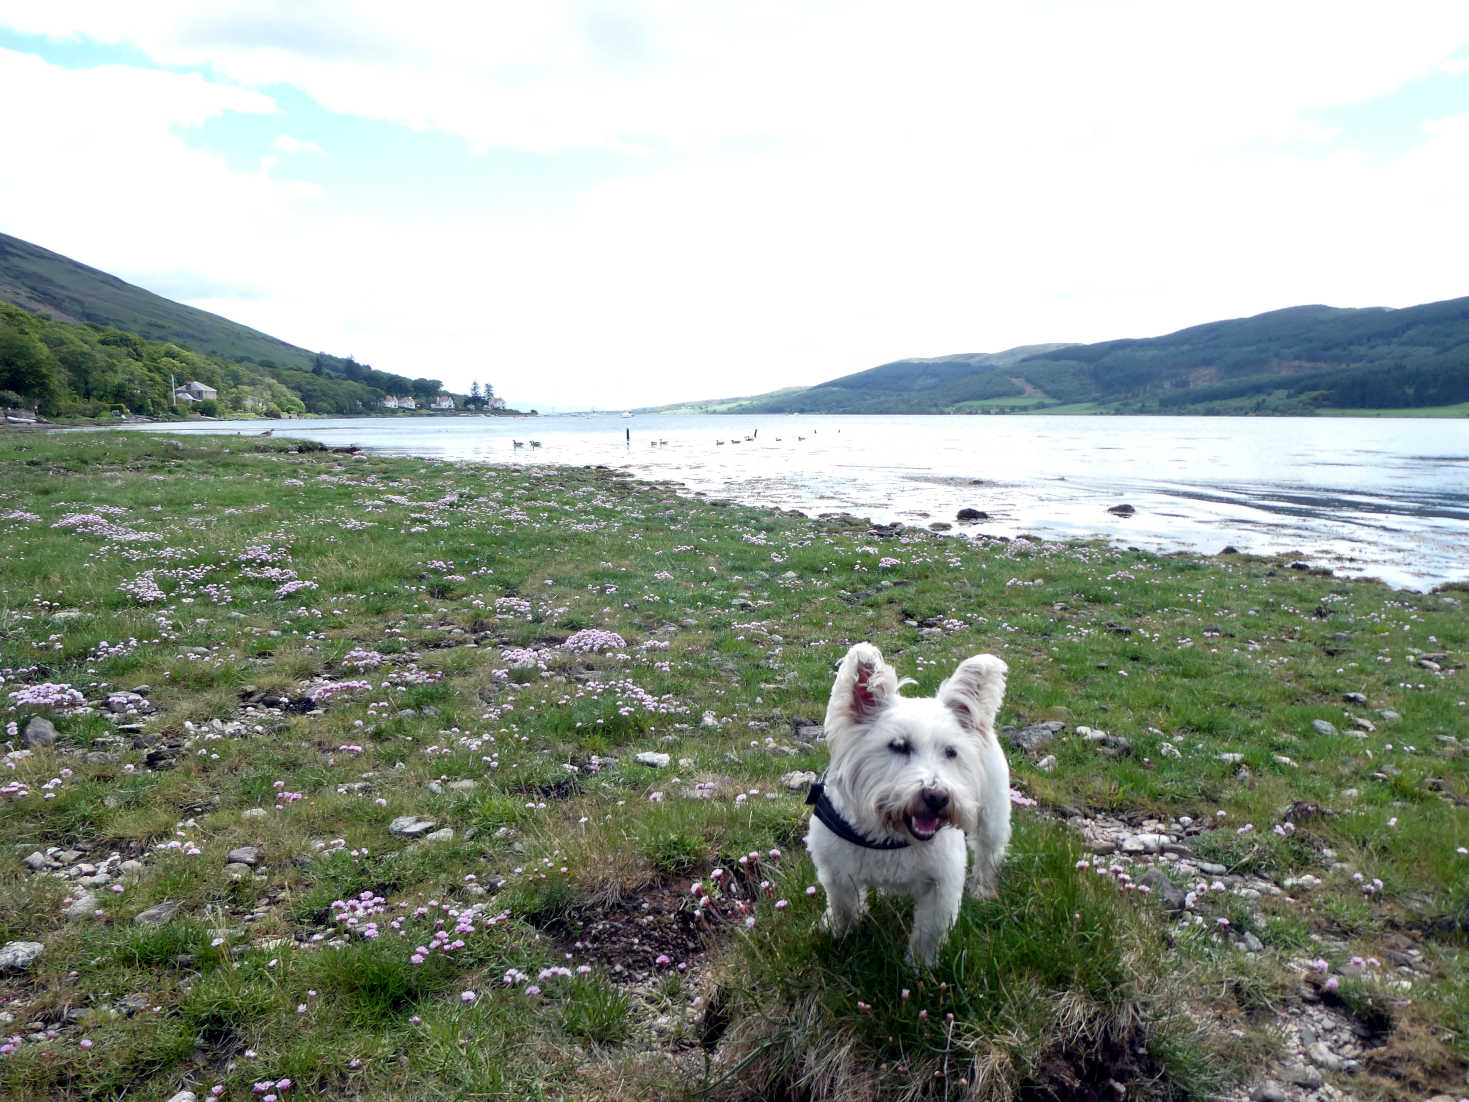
[0,232,449,418]
[730,301,1469,415]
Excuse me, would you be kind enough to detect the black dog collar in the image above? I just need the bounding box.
[805,772,910,851]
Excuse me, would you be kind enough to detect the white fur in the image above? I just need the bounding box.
[806,642,1010,964]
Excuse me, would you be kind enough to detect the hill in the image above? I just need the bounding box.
[732,300,1469,415]
[0,232,450,417]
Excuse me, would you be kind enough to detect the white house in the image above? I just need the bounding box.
[397,396,416,410]
[490,396,507,410]
[432,395,455,410]
[174,380,218,404]
[381,395,399,408]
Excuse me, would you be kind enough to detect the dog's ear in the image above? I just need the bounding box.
[825,642,898,732]
[939,654,1007,735]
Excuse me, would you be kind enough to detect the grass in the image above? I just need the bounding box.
[0,430,1465,1100]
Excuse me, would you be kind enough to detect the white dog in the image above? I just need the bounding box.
[805,642,1011,964]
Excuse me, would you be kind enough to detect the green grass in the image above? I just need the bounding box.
[0,430,1465,1100]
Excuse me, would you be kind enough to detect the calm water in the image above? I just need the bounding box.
[127,413,1469,590]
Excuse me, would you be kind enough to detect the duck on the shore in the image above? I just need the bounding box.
[512,440,524,448]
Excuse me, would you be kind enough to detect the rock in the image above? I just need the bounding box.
[388,816,438,838]
[1311,719,1338,737]
[1159,741,1182,759]
[242,808,268,820]
[634,752,671,768]
[134,900,181,927]
[700,711,719,729]
[166,1091,199,1102]
[0,941,45,972]
[224,863,253,880]
[22,717,57,748]
[1281,1064,1322,1088]
[1139,868,1186,911]
[423,828,455,843]
[1241,931,1264,953]
[791,722,823,743]
[447,779,479,793]
[1122,833,1167,855]
[1306,1041,1343,1072]
[1035,754,1057,773]
[226,846,261,867]
[1000,721,1064,755]
[956,508,988,522]
[22,851,47,871]
[1218,546,1240,555]
[1107,504,1135,516]
[780,770,817,791]
[1250,1082,1288,1102]
[1344,692,1367,705]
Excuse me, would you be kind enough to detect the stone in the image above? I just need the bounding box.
[226,846,261,867]
[1311,719,1338,737]
[1281,1064,1322,1088]
[1001,721,1064,755]
[634,751,671,768]
[167,1092,199,1102]
[1139,868,1186,911]
[224,863,253,880]
[1107,503,1135,515]
[388,816,438,838]
[447,779,479,793]
[1250,1082,1288,1102]
[0,941,45,972]
[956,508,988,522]
[1035,754,1057,773]
[1159,741,1182,759]
[22,852,47,871]
[1343,692,1367,705]
[22,716,58,748]
[1121,833,1167,855]
[1306,1041,1343,1072]
[134,900,181,927]
[780,770,817,791]
[423,828,455,844]
[241,808,268,820]
[1241,931,1264,953]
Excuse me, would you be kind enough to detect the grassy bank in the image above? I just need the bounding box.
[1,432,1464,1101]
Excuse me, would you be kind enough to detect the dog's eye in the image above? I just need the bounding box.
[888,739,911,755]
[944,746,958,759]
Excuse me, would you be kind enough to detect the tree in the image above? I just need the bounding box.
[470,381,481,399]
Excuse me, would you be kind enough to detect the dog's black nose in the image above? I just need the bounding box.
[921,786,949,812]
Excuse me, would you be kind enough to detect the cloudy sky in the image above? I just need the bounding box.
[2,3,1468,410]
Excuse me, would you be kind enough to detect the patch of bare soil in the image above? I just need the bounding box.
[544,885,711,983]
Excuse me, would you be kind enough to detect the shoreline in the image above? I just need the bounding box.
[1,431,1465,1101]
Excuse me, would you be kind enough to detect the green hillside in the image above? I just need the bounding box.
[735,300,1469,415]
[0,233,451,418]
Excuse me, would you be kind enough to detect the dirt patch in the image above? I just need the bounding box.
[1018,1018,1164,1102]
[546,886,710,983]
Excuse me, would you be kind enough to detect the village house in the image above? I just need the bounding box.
[432,395,455,410]
[397,396,416,409]
[381,395,399,408]
[174,381,218,404]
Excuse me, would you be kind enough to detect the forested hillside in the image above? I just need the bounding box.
[0,233,446,417]
[737,298,1469,414]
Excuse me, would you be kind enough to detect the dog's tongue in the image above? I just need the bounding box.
[911,812,940,838]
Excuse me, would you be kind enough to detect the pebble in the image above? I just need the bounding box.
[64,892,99,919]
[0,941,44,972]
[1311,720,1338,737]
[226,846,261,867]
[423,828,455,843]
[1035,754,1057,773]
[780,770,817,791]
[167,1091,198,1102]
[1305,1041,1343,1072]
[634,752,671,768]
[389,816,439,838]
[1250,1082,1288,1102]
[22,717,57,748]
[134,900,181,927]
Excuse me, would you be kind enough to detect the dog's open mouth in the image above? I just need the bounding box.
[905,811,943,841]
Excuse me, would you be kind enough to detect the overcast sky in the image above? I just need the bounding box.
[2,3,1468,410]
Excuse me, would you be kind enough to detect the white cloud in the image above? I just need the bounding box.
[272,133,325,155]
[1,5,1468,409]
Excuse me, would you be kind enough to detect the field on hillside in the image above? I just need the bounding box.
[0,432,1465,1101]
